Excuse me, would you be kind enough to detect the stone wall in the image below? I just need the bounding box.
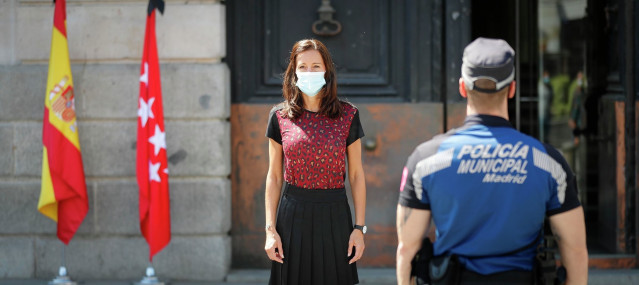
[0,0,231,281]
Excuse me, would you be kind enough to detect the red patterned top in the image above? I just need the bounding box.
[266,102,364,189]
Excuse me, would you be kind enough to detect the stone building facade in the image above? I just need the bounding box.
[0,0,231,281]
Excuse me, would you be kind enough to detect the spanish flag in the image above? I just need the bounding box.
[39,0,88,244]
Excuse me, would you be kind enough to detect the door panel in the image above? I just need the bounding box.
[353,103,443,266]
[228,0,452,103]
[265,0,395,94]
[230,104,273,267]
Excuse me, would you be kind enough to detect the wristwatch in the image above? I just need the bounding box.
[354,224,367,234]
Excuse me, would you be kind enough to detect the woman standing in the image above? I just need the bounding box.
[264,39,367,285]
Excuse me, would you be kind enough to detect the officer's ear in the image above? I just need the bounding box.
[507,81,516,99]
[459,78,468,98]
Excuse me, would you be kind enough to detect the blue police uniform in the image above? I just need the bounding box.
[399,114,581,275]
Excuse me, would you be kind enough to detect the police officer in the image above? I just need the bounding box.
[396,38,588,284]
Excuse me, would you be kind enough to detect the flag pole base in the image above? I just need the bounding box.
[48,276,77,285]
[48,267,77,285]
[133,266,167,285]
[133,276,165,285]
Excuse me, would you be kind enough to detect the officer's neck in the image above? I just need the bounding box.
[466,105,510,120]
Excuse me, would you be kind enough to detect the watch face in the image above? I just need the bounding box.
[362,226,367,234]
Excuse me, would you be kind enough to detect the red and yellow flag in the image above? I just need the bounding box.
[39,0,88,244]
[137,3,171,260]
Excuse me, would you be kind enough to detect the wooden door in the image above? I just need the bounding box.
[227,0,470,268]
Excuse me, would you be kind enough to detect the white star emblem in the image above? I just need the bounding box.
[148,124,166,156]
[149,161,161,182]
[138,97,155,127]
[140,62,149,86]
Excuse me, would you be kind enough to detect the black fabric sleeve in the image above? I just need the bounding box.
[398,134,451,210]
[543,143,581,216]
[265,107,282,145]
[346,110,365,146]
[398,144,432,210]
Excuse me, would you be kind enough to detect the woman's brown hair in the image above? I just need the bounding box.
[282,39,342,119]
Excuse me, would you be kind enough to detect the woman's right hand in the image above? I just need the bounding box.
[265,228,284,263]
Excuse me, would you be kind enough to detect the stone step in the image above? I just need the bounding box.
[2,268,639,284]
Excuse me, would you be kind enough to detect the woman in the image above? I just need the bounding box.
[264,39,367,285]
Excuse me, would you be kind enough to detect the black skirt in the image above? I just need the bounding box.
[269,183,359,285]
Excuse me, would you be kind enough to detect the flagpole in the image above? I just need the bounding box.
[137,1,170,283]
[137,1,170,284]
[48,244,77,285]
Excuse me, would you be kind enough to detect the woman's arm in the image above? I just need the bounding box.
[347,139,366,226]
[264,138,284,263]
[347,139,366,264]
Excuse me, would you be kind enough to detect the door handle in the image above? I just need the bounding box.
[312,0,342,37]
[364,138,377,151]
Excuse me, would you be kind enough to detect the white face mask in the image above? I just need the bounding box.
[295,72,326,97]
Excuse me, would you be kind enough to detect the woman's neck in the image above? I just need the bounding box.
[302,95,321,112]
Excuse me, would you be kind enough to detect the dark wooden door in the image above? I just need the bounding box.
[227,0,470,268]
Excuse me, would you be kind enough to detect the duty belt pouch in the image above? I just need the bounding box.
[411,238,433,285]
[428,254,461,285]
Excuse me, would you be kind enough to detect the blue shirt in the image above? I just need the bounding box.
[399,115,580,274]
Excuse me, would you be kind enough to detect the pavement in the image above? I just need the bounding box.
[2,268,639,284]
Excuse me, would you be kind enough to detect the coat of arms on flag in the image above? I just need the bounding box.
[39,0,88,245]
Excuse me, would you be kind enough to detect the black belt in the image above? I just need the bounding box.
[460,269,534,284]
[283,182,346,203]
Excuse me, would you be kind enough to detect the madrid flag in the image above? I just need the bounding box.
[39,0,88,244]
[137,2,171,260]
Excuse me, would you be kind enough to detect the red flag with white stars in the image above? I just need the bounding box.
[137,8,170,260]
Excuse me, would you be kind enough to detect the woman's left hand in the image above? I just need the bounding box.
[348,229,365,264]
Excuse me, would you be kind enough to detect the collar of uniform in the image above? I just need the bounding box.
[463,114,513,128]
